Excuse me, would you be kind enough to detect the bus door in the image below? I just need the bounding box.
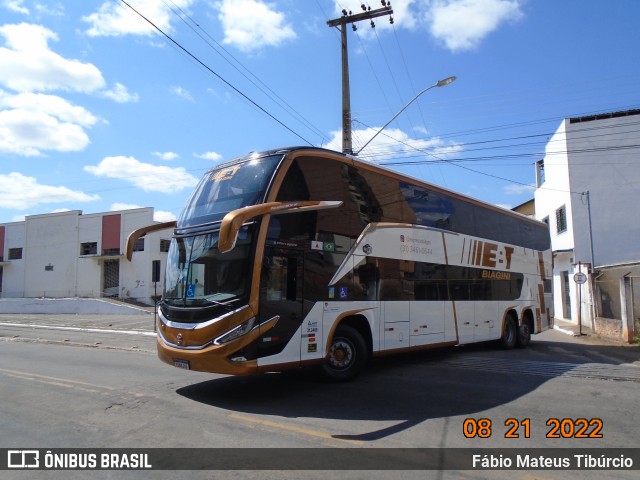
[258,247,304,361]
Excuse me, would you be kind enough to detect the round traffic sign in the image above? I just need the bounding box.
[573,272,588,284]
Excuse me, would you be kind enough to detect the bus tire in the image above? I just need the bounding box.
[322,325,368,381]
[516,321,531,348]
[500,314,517,349]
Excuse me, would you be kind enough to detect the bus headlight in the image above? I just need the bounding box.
[214,317,256,345]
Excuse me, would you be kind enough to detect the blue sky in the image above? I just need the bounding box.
[0,0,638,224]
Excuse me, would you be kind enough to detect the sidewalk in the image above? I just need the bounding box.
[0,312,156,333]
[553,317,636,346]
[553,318,586,337]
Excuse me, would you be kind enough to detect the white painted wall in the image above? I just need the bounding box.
[566,118,640,266]
[535,111,640,326]
[534,120,575,251]
[0,208,171,304]
[1,222,26,297]
[24,211,80,298]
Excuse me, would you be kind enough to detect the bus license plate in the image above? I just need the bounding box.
[174,359,190,370]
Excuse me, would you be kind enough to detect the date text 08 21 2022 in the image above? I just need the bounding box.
[463,418,604,439]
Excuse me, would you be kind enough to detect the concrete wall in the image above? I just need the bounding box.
[24,211,81,298]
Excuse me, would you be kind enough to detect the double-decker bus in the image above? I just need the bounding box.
[127,147,553,380]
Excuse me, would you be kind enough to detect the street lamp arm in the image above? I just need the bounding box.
[354,76,456,156]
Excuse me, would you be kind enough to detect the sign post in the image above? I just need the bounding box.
[573,263,588,336]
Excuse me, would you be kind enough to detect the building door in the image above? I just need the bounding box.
[103,260,119,297]
[561,271,572,320]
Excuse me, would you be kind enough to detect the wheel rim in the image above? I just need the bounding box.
[328,338,354,370]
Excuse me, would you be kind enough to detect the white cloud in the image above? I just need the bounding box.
[84,156,199,193]
[0,23,105,93]
[216,0,296,52]
[0,24,107,156]
[194,151,223,161]
[504,183,535,195]
[1,91,97,126]
[170,86,193,102]
[3,0,29,15]
[34,3,65,17]
[0,91,96,155]
[110,202,142,211]
[426,0,524,51]
[111,202,176,222]
[152,151,179,161]
[0,172,99,210]
[101,82,139,103]
[154,210,177,222]
[83,0,194,37]
[325,126,462,163]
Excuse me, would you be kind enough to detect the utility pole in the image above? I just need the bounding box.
[327,2,393,155]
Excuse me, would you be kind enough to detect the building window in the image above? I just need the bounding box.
[133,237,145,252]
[556,205,567,234]
[102,248,120,256]
[160,239,171,253]
[535,160,545,187]
[81,242,98,255]
[8,248,22,260]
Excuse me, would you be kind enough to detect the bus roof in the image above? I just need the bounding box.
[216,146,548,231]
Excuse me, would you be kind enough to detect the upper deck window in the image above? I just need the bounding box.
[178,154,282,228]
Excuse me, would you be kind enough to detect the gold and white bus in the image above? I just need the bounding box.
[129,147,553,380]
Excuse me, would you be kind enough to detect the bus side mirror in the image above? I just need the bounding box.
[125,221,177,261]
[218,201,343,253]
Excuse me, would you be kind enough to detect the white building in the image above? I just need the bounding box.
[534,109,640,342]
[0,208,173,305]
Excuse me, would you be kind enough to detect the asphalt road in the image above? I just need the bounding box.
[0,314,639,480]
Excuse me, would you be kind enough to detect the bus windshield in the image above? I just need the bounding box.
[178,154,283,228]
[163,226,254,309]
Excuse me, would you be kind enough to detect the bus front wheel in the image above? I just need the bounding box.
[322,325,368,381]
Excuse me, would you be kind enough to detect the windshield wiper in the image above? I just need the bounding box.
[203,296,240,312]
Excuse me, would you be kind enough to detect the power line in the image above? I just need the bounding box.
[117,0,313,146]
[162,0,327,143]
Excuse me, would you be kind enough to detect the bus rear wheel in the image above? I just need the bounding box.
[500,314,517,349]
[322,325,368,381]
[516,321,531,348]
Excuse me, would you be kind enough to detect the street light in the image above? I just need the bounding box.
[354,75,456,156]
